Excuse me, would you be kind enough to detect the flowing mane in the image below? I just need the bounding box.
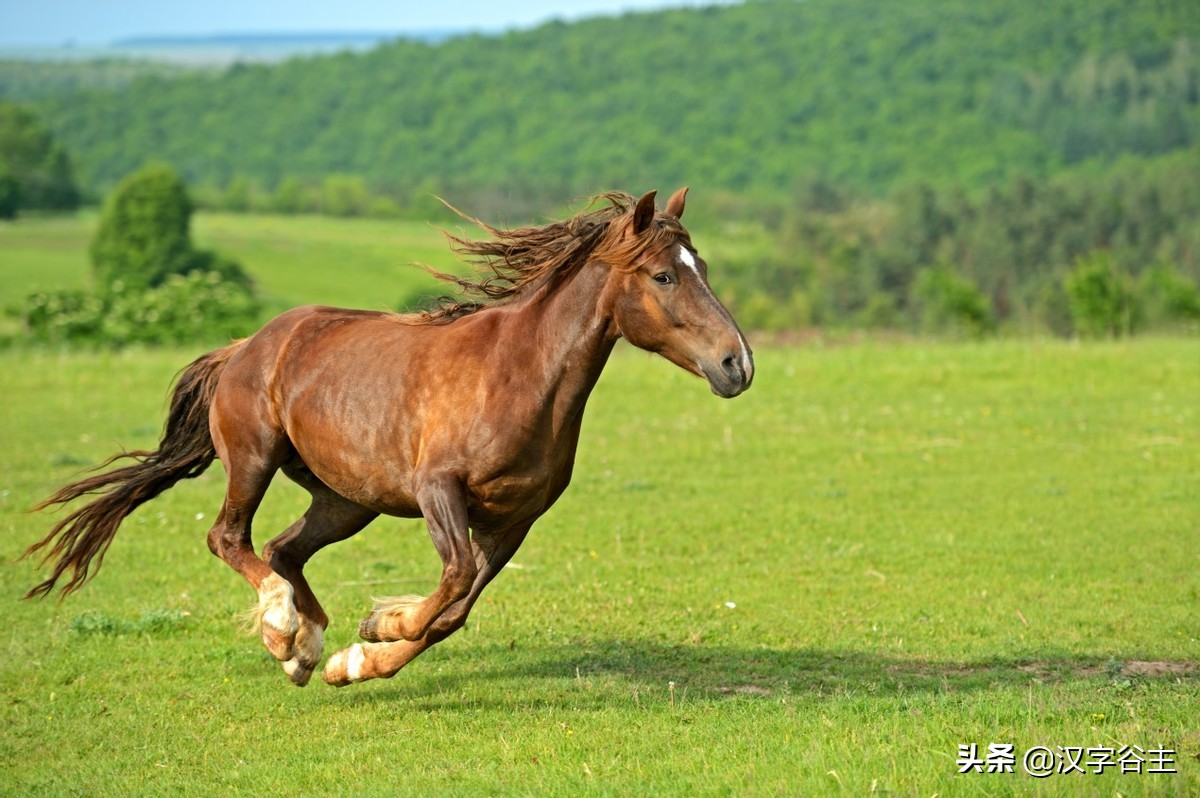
[410,191,692,323]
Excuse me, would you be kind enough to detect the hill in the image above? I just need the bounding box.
[9,0,1198,206]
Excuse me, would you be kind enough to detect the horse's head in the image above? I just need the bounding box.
[607,188,754,398]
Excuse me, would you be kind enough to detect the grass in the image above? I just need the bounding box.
[0,338,1197,796]
[0,213,98,300]
[0,212,1197,794]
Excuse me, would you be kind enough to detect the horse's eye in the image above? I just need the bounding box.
[653,273,673,285]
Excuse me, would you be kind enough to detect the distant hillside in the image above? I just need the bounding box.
[12,0,1200,204]
[106,30,465,63]
[0,30,462,68]
[0,58,199,101]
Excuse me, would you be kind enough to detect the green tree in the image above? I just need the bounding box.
[272,176,306,214]
[222,175,253,212]
[912,266,995,337]
[0,167,19,219]
[322,174,370,217]
[1137,262,1200,328]
[89,163,197,292]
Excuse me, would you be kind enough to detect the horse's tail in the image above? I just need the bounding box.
[22,341,245,599]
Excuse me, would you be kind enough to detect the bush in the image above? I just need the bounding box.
[21,289,106,343]
[90,163,196,293]
[1136,262,1200,329]
[24,271,260,346]
[185,248,255,293]
[1063,251,1135,338]
[102,271,261,345]
[911,266,995,337]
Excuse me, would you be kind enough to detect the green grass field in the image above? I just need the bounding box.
[0,213,1197,795]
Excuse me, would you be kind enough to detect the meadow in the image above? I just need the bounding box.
[0,213,1197,795]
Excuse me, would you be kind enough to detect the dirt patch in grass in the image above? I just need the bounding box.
[1121,660,1196,677]
[715,685,773,696]
[1014,660,1196,680]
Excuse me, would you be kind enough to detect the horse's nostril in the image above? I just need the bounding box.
[721,354,740,379]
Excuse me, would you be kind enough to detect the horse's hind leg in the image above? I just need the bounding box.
[206,446,296,661]
[206,387,308,671]
[261,465,377,686]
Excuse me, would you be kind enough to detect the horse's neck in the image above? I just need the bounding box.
[513,259,618,423]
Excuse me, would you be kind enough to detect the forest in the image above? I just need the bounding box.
[1,0,1198,336]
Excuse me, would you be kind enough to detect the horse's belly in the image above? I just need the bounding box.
[298,447,422,517]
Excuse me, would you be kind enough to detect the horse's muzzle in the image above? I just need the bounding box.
[706,350,754,398]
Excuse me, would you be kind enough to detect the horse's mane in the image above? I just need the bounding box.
[406,191,690,324]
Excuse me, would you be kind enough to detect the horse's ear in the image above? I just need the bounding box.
[633,190,657,234]
[664,186,688,219]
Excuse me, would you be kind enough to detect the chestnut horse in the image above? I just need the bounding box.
[24,188,753,687]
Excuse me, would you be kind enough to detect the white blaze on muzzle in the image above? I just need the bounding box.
[677,245,753,383]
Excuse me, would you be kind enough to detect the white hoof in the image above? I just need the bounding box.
[323,643,366,687]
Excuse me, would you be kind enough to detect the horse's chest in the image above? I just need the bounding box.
[466,440,577,524]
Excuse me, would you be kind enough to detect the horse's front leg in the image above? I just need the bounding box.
[360,476,477,643]
[324,521,531,686]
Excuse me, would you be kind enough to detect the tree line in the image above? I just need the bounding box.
[715,154,1200,335]
[9,0,1197,206]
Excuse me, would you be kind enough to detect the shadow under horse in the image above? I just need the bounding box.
[23,188,754,688]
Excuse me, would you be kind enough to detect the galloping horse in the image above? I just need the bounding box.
[24,188,753,687]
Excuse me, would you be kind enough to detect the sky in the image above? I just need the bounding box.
[0,0,724,46]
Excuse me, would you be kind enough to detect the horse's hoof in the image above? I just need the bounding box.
[358,615,381,642]
[323,643,366,687]
[282,657,314,686]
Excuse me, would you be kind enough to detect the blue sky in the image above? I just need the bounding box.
[0,0,725,46]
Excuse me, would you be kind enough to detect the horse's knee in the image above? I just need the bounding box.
[444,560,477,600]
